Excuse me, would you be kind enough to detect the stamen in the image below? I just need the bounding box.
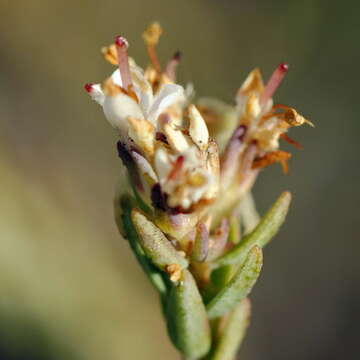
[147,46,162,74]
[260,63,289,106]
[167,155,185,181]
[252,150,291,174]
[84,83,94,93]
[142,22,163,73]
[115,35,132,91]
[164,51,182,81]
[280,133,302,150]
[221,125,246,176]
[239,141,258,179]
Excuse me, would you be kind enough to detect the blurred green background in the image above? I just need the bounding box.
[0,0,359,359]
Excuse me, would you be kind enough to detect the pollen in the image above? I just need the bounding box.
[252,150,292,174]
[142,22,163,46]
[165,263,182,282]
[102,78,122,96]
[101,44,118,66]
[238,68,264,96]
[187,173,207,187]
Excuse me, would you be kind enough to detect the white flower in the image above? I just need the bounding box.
[87,66,185,140]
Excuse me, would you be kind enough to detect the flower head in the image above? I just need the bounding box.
[85,23,311,237]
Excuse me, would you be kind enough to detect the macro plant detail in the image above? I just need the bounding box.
[85,22,312,360]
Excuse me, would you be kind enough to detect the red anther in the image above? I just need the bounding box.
[173,51,182,61]
[279,63,289,72]
[164,51,182,81]
[115,35,128,48]
[84,83,93,93]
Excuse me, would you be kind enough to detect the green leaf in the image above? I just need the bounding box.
[207,246,262,319]
[131,209,189,271]
[213,191,291,269]
[166,269,211,359]
[238,191,260,234]
[209,299,251,360]
[210,265,234,290]
[117,195,167,295]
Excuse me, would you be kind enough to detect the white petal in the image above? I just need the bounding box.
[188,104,209,151]
[89,84,105,106]
[130,66,154,115]
[131,151,158,183]
[182,146,201,170]
[103,93,144,134]
[163,123,189,153]
[148,84,185,123]
[127,117,155,156]
[111,69,123,87]
[111,67,154,116]
[154,147,172,182]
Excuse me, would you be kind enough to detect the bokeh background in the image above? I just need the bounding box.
[0,0,359,359]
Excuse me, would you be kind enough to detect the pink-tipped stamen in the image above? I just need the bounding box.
[84,83,94,93]
[164,51,182,81]
[167,155,185,181]
[115,35,132,91]
[260,63,289,106]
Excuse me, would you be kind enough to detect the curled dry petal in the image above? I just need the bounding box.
[163,123,189,152]
[127,116,155,156]
[188,104,209,151]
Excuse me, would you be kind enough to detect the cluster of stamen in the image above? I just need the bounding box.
[84,23,312,218]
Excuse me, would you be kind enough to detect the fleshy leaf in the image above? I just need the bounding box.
[238,191,260,234]
[131,209,189,272]
[210,265,234,290]
[209,299,251,360]
[165,269,211,359]
[117,195,167,295]
[207,246,262,319]
[213,191,291,268]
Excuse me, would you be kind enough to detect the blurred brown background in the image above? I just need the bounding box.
[0,0,359,359]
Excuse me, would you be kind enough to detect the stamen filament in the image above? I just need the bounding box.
[115,36,133,91]
[260,63,289,106]
[164,51,182,81]
[167,155,185,181]
[280,133,302,149]
[142,22,163,74]
[146,45,162,74]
